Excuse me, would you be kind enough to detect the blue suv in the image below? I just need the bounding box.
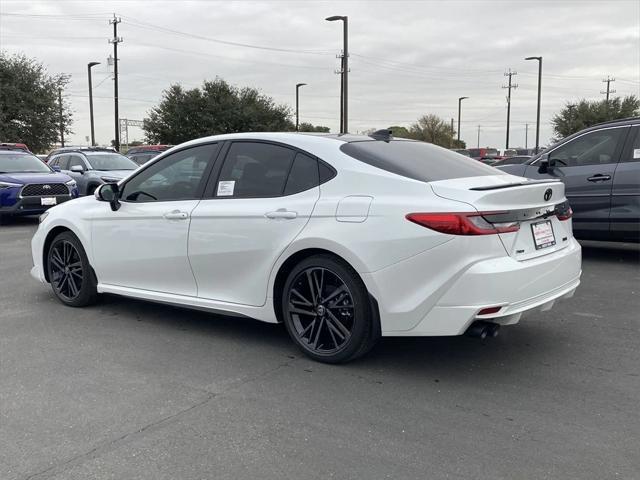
[0,147,79,224]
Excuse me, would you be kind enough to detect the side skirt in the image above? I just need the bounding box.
[96,283,278,323]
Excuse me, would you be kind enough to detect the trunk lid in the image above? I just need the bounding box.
[429,175,572,260]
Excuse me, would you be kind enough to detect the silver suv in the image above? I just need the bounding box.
[48,148,138,195]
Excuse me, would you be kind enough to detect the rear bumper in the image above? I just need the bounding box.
[362,236,582,336]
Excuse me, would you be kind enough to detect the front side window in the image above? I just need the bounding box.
[68,155,86,170]
[216,142,296,198]
[52,155,69,169]
[550,127,626,167]
[121,144,218,202]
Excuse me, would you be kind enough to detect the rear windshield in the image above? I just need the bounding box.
[86,153,137,171]
[340,140,503,182]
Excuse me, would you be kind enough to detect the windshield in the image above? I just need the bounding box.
[340,140,503,182]
[0,153,52,173]
[86,153,138,171]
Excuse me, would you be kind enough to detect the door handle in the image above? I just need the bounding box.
[587,174,611,182]
[265,209,297,220]
[163,210,189,220]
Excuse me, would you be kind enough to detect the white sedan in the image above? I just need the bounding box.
[31,132,581,363]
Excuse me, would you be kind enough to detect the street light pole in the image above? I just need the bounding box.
[326,15,348,133]
[525,56,542,154]
[295,83,307,132]
[457,96,468,142]
[87,62,100,146]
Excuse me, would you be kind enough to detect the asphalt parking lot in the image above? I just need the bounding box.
[1,217,639,480]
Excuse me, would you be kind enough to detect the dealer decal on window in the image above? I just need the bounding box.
[217,180,235,196]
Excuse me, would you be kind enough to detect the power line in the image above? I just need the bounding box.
[119,15,334,56]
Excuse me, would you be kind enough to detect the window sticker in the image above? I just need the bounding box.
[633,148,640,159]
[217,180,235,196]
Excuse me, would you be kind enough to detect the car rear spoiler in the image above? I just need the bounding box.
[469,179,561,191]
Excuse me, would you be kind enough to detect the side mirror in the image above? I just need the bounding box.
[52,165,61,172]
[537,154,555,174]
[70,165,85,174]
[95,183,121,211]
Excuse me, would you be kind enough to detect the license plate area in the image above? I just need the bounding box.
[531,220,556,250]
[41,197,57,206]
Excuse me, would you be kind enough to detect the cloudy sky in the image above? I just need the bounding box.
[1,0,639,149]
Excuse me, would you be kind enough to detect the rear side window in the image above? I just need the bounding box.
[340,140,502,182]
[284,153,319,195]
[217,142,296,198]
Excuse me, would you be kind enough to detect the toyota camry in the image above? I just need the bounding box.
[30,132,581,363]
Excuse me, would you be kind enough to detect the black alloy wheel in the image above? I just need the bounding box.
[50,239,84,301]
[47,231,98,307]
[282,255,379,363]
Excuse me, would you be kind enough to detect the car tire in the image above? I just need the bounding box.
[281,254,379,364]
[86,184,98,196]
[47,231,98,307]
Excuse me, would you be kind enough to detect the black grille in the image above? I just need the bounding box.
[21,183,69,196]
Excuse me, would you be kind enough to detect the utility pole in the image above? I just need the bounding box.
[477,125,481,148]
[525,123,529,149]
[109,14,122,151]
[58,87,65,147]
[601,76,616,120]
[502,69,518,149]
[601,76,616,103]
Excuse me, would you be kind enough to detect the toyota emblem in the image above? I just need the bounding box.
[43,185,51,190]
[544,188,552,201]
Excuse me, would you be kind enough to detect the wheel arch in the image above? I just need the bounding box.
[272,247,380,338]
[42,225,93,283]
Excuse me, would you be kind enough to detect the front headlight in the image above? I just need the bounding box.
[100,177,120,183]
[0,181,21,189]
[39,212,49,223]
[65,179,77,187]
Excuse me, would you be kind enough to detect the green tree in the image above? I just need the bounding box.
[0,52,72,153]
[552,96,640,139]
[407,114,457,147]
[297,122,330,133]
[144,78,293,144]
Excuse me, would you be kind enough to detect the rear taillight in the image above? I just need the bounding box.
[406,212,520,235]
[556,206,573,221]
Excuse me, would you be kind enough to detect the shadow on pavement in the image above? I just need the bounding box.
[579,239,640,263]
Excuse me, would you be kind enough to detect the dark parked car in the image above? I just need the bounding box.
[47,147,138,196]
[126,144,172,165]
[492,155,531,167]
[496,117,640,242]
